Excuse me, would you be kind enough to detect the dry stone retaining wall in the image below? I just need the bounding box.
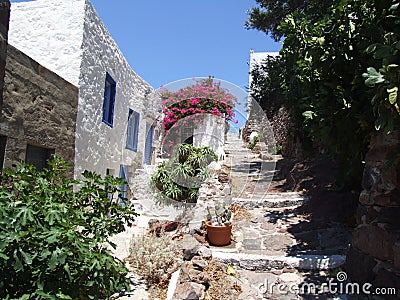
[346,131,400,294]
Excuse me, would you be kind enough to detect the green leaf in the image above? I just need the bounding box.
[390,3,399,10]
[13,251,23,272]
[56,292,72,300]
[46,234,58,244]
[20,249,33,265]
[388,86,398,104]
[48,251,59,271]
[302,110,315,120]
[363,67,385,87]
[365,43,377,54]
[373,45,393,60]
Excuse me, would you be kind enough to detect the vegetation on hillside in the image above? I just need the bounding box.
[247,0,400,188]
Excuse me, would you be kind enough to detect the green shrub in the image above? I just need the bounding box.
[0,157,138,299]
[151,144,217,203]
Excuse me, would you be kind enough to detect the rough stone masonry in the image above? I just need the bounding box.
[346,130,400,298]
[0,0,10,110]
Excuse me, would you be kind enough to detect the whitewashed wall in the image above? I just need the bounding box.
[76,0,160,178]
[193,114,225,160]
[9,0,85,86]
[8,0,160,179]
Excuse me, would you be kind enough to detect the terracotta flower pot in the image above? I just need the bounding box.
[206,221,232,246]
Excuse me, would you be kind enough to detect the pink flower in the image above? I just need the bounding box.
[234,119,238,124]
[191,98,200,105]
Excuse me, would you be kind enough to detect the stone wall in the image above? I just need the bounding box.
[0,45,78,169]
[0,0,10,109]
[346,131,400,296]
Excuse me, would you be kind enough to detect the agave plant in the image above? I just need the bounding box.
[171,161,195,182]
[151,144,218,203]
[176,143,194,163]
[164,181,183,200]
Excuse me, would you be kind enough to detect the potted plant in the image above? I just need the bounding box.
[205,203,233,246]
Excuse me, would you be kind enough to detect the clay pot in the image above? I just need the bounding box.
[205,221,232,246]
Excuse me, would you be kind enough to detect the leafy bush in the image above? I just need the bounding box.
[126,233,182,287]
[0,157,138,299]
[247,0,400,188]
[151,144,217,203]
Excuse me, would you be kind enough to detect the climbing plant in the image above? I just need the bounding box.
[160,78,237,131]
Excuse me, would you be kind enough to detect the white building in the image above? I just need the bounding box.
[8,0,160,181]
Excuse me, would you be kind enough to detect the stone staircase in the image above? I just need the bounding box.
[112,134,351,299]
[207,134,350,299]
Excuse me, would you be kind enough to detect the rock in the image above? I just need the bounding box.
[250,217,259,223]
[243,238,262,250]
[263,235,293,252]
[261,222,275,231]
[197,246,212,259]
[218,170,230,183]
[352,225,397,261]
[189,269,210,285]
[191,256,208,270]
[394,242,400,269]
[345,247,377,283]
[173,282,205,300]
[178,234,201,261]
[271,269,283,275]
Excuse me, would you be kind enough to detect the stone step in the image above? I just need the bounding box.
[212,252,345,271]
[233,194,308,209]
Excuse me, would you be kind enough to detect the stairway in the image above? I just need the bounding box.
[208,134,349,299]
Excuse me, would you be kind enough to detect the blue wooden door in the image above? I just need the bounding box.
[144,124,154,165]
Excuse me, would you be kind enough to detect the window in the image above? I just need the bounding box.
[182,126,194,144]
[126,109,140,151]
[102,73,116,127]
[25,144,55,171]
[0,136,6,170]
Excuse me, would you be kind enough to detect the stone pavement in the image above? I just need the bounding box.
[208,134,351,299]
[110,133,353,299]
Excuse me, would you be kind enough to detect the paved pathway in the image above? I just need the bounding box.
[111,133,352,299]
[208,134,350,299]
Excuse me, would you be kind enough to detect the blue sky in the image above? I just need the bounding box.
[11,0,281,90]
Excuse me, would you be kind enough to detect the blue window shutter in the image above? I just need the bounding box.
[102,73,116,127]
[126,109,140,152]
[144,125,154,165]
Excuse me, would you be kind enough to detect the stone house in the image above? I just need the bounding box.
[0,45,79,173]
[7,0,160,181]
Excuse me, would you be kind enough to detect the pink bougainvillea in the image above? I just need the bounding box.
[160,78,237,130]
